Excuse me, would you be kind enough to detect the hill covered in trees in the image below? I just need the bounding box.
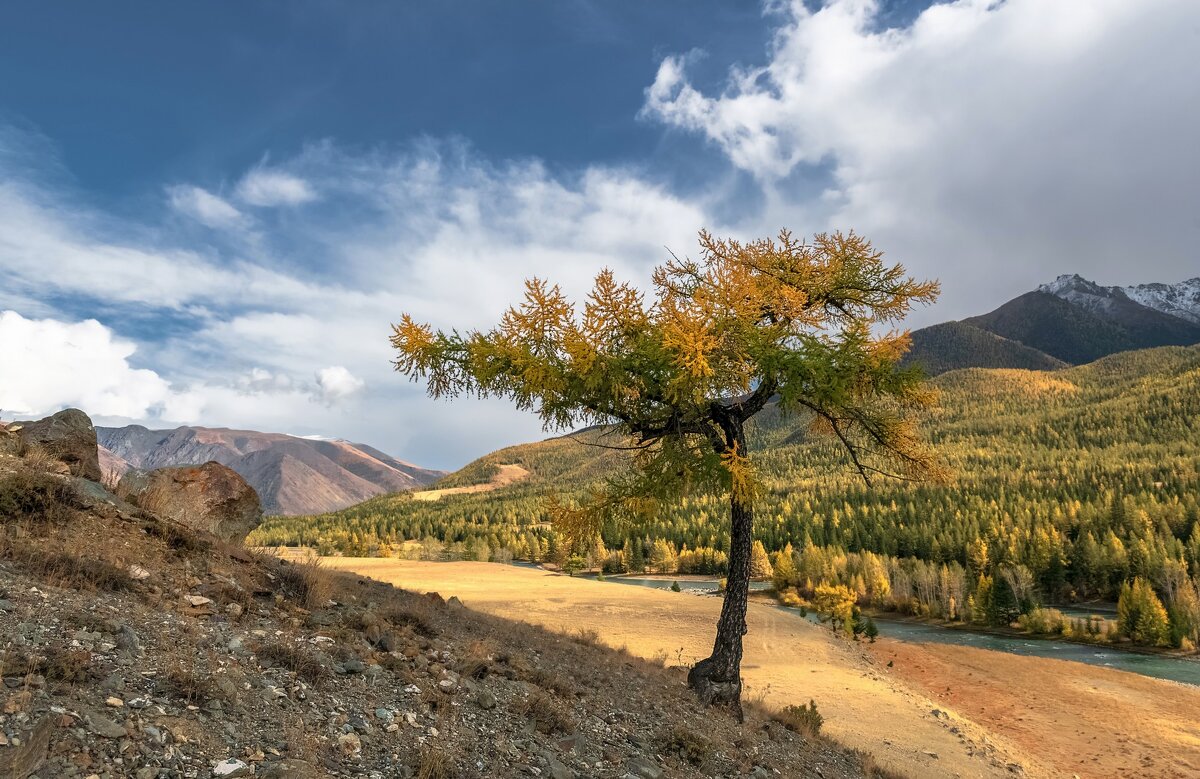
[253,345,1200,645]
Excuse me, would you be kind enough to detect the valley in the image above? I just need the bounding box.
[322,558,1200,779]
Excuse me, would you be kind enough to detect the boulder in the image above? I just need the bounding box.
[0,423,21,457]
[117,461,263,543]
[13,409,103,482]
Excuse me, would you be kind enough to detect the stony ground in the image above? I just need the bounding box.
[0,457,887,779]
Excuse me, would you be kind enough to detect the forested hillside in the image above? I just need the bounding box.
[252,345,1200,643]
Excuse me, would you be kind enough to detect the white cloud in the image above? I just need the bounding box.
[643,0,1200,320]
[236,167,317,206]
[0,310,195,420]
[167,185,244,228]
[314,366,365,404]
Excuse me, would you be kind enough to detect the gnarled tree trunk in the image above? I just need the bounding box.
[688,422,752,721]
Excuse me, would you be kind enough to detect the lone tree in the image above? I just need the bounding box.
[391,230,942,718]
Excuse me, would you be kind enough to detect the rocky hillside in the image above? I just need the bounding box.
[97,425,445,516]
[0,412,884,779]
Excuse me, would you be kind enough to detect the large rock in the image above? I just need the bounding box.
[117,461,263,543]
[13,409,103,482]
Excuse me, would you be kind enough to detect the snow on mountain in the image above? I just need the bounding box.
[1120,278,1200,324]
[1038,274,1200,323]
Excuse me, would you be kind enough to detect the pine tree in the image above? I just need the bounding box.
[750,540,774,581]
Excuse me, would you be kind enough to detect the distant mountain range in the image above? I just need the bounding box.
[903,275,1200,374]
[96,425,445,516]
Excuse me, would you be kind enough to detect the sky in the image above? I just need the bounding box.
[1,0,1198,470]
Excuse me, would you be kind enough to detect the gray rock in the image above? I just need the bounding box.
[14,408,103,482]
[626,756,664,779]
[547,757,575,779]
[85,711,128,739]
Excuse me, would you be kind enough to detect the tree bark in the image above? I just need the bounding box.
[688,422,752,721]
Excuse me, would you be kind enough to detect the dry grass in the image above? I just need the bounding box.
[415,743,455,779]
[145,517,211,554]
[659,724,714,766]
[275,555,334,610]
[773,700,824,737]
[0,469,75,523]
[161,663,219,704]
[381,602,440,637]
[255,640,329,684]
[515,688,574,735]
[0,537,133,592]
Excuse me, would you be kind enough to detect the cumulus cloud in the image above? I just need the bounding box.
[236,167,317,206]
[314,366,365,404]
[0,134,709,466]
[643,0,1200,319]
[167,185,244,228]
[0,310,195,420]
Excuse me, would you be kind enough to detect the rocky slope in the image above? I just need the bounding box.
[97,425,445,516]
[0,416,882,779]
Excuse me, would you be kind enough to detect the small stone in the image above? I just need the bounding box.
[128,564,151,581]
[475,690,497,710]
[226,602,244,618]
[104,696,124,707]
[186,595,213,607]
[547,757,574,779]
[337,732,362,756]
[86,713,127,739]
[438,678,455,693]
[626,756,664,779]
[214,758,251,777]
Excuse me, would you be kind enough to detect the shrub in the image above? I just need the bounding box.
[0,470,74,523]
[255,641,329,683]
[161,664,218,704]
[515,689,573,734]
[659,724,713,766]
[277,556,334,610]
[774,700,823,737]
[1017,607,1065,635]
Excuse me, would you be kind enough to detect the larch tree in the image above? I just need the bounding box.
[391,229,942,718]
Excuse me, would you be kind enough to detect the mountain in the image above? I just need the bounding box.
[96,425,444,515]
[901,274,1200,374]
[1118,277,1200,325]
[900,321,1066,375]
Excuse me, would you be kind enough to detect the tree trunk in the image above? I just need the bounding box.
[688,423,752,721]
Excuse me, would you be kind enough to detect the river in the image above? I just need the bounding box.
[597,573,1200,687]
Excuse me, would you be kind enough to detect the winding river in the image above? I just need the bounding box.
[596,573,1200,686]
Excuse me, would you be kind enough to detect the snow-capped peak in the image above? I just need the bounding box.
[1037,274,1200,324]
[1120,277,1200,324]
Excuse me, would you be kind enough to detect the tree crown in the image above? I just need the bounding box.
[392,230,943,532]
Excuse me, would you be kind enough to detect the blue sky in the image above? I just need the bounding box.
[1,0,1198,469]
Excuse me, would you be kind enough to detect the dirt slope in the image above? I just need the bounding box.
[323,558,1043,778]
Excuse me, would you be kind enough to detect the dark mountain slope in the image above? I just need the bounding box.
[901,321,1067,375]
[963,290,1200,364]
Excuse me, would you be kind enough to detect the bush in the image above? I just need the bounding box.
[1018,607,1065,635]
[0,470,74,523]
[276,556,334,610]
[255,641,329,683]
[659,724,713,766]
[515,689,573,734]
[774,700,823,736]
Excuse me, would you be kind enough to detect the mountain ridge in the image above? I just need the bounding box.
[96,424,444,516]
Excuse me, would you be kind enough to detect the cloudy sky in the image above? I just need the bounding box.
[1,0,1197,470]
